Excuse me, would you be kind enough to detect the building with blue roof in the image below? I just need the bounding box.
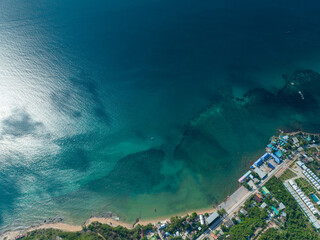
[271,153,281,164]
[275,151,282,158]
[268,162,275,170]
[261,153,270,161]
[254,158,264,167]
[238,170,252,183]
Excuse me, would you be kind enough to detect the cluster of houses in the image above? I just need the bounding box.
[288,180,318,215]
[298,161,320,192]
[252,187,286,221]
[284,181,320,230]
[150,214,211,240]
[212,186,287,239]
[164,133,320,240]
[238,151,282,191]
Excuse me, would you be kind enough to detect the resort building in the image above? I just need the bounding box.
[271,153,281,164]
[284,182,320,230]
[199,215,205,225]
[254,153,270,167]
[261,186,270,195]
[296,160,307,170]
[238,170,252,183]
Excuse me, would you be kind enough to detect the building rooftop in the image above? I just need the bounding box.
[296,160,305,168]
[225,219,234,228]
[254,168,267,179]
[261,202,267,209]
[206,212,219,225]
[262,186,270,195]
[240,208,248,216]
[292,136,299,144]
[238,170,252,183]
[254,193,263,203]
[279,202,286,211]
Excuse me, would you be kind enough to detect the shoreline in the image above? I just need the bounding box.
[280,130,320,137]
[1,130,317,239]
[0,207,215,239]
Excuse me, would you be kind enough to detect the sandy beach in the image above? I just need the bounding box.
[0,207,215,239]
[1,131,311,240]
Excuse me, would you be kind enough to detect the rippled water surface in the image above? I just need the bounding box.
[1,0,320,233]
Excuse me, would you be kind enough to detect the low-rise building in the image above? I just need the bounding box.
[225,219,234,229]
[281,212,287,221]
[261,186,270,195]
[199,215,205,225]
[240,208,248,216]
[292,136,299,145]
[206,212,219,226]
[261,202,267,209]
[254,193,263,203]
[279,202,286,211]
[238,170,252,183]
[254,168,267,179]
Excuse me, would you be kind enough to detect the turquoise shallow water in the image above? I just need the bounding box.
[0,0,320,233]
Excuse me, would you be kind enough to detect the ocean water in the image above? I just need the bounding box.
[1,0,320,233]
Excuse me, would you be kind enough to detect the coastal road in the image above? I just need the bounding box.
[197,157,293,240]
[226,157,293,215]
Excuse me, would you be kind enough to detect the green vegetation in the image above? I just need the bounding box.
[166,216,188,233]
[242,182,252,191]
[165,214,208,239]
[21,213,208,240]
[306,147,319,155]
[224,206,267,240]
[217,208,226,217]
[289,160,296,168]
[258,228,282,240]
[189,212,198,222]
[299,139,309,147]
[22,222,154,240]
[306,161,320,178]
[251,171,261,180]
[279,169,296,182]
[264,176,320,239]
[22,228,100,240]
[295,178,320,210]
[295,178,317,196]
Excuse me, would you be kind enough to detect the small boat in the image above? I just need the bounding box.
[298,91,304,100]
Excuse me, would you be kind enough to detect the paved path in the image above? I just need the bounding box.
[97,232,106,240]
[198,157,293,240]
[227,158,293,216]
[157,228,165,240]
[255,222,277,240]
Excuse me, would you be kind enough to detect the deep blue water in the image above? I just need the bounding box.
[1,0,320,233]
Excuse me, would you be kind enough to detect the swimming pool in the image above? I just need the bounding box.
[311,194,319,203]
